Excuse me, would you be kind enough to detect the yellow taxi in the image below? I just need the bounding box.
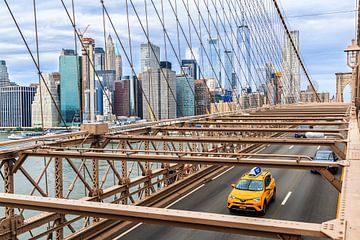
[227,167,276,215]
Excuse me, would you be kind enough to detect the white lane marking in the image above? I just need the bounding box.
[115,223,143,239]
[317,145,321,150]
[288,145,294,150]
[165,184,205,209]
[212,166,235,180]
[281,191,292,206]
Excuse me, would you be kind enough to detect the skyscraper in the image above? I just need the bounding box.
[102,88,112,118]
[129,75,140,116]
[176,67,195,118]
[224,50,233,98]
[238,20,252,92]
[96,70,116,91]
[0,60,10,87]
[181,59,198,80]
[32,73,60,128]
[140,42,160,72]
[115,54,122,80]
[194,79,210,115]
[114,78,130,117]
[59,49,81,125]
[282,30,300,103]
[142,61,176,120]
[105,34,116,71]
[95,80,103,116]
[81,37,96,123]
[207,38,221,89]
[94,47,105,71]
[0,85,36,127]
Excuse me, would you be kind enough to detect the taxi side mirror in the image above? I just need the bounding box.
[231,184,235,188]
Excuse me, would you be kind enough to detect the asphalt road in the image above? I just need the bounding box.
[117,144,340,240]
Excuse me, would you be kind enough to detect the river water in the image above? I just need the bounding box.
[0,132,156,238]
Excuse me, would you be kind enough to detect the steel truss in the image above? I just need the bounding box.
[0,103,353,240]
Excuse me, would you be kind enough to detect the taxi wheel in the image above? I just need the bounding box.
[260,200,267,216]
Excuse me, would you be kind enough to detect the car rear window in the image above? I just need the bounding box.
[315,152,332,160]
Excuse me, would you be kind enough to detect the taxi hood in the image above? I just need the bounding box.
[230,188,263,199]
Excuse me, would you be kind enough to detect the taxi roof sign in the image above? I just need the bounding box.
[249,167,262,177]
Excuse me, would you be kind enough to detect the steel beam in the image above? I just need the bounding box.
[152,126,346,133]
[212,117,346,121]
[191,121,347,126]
[0,193,328,239]
[107,135,344,145]
[21,150,346,170]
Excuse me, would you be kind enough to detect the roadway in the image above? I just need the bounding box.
[117,143,340,240]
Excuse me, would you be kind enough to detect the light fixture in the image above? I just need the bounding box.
[345,39,360,68]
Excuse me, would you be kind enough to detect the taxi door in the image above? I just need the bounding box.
[264,175,273,202]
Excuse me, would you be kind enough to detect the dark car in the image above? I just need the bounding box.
[311,150,339,174]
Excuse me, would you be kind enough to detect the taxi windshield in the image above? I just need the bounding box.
[236,179,263,191]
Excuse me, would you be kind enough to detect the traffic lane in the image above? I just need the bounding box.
[267,144,340,223]
[118,144,338,240]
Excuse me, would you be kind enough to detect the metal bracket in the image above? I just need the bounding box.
[0,215,24,237]
[321,219,346,240]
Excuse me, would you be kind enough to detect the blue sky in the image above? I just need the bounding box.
[0,0,356,98]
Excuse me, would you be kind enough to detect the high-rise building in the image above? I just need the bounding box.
[194,79,210,115]
[137,77,143,119]
[81,37,96,123]
[96,70,116,92]
[95,80,103,116]
[238,19,252,92]
[0,60,10,87]
[282,30,300,103]
[114,78,130,117]
[129,75,140,116]
[181,59,198,80]
[32,73,60,128]
[142,61,176,120]
[59,49,81,125]
[207,38,221,88]
[140,42,160,73]
[105,34,116,71]
[102,88,112,118]
[115,42,123,81]
[94,47,105,71]
[94,70,115,117]
[0,85,36,127]
[176,67,195,118]
[224,50,233,97]
[115,54,122,80]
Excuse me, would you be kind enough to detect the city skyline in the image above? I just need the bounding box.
[0,0,356,98]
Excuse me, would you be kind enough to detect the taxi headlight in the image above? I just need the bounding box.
[253,197,261,202]
[229,195,235,200]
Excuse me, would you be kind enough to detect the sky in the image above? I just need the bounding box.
[0,0,357,98]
